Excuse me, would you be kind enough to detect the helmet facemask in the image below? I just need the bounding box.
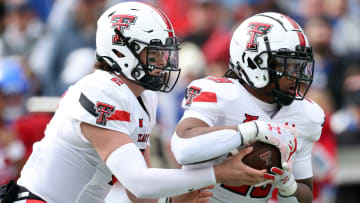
[256,45,314,106]
[114,28,181,92]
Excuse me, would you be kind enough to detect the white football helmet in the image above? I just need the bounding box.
[96,2,180,92]
[229,12,314,105]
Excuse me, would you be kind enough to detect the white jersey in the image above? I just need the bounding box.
[17,70,157,203]
[181,76,325,203]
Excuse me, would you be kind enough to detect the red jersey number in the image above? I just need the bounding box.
[221,184,273,198]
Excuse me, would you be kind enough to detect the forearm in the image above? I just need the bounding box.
[278,181,313,203]
[171,130,241,164]
[178,125,237,138]
[172,120,262,164]
[125,148,158,203]
[293,181,313,203]
[106,143,216,198]
[126,190,158,203]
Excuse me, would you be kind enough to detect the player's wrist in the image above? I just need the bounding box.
[237,121,258,145]
[213,164,223,183]
[278,179,297,197]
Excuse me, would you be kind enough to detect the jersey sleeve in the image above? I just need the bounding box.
[66,77,132,135]
[180,78,221,127]
[292,99,326,179]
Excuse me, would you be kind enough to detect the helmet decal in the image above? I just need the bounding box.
[144,2,174,37]
[282,15,306,47]
[111,15,137,45]
[246,22,272,52]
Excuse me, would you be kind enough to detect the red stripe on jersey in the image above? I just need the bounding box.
[108,110,131,122]
[142,2,174,37]
[193,92,217,103]
[283,15,306,47]
[110,175,118,185]
[26,200,46,203]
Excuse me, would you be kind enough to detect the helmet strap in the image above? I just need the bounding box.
[270,74,295,106]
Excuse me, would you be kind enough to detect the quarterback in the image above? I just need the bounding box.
[0,2,283,203]
[171,12,324,203]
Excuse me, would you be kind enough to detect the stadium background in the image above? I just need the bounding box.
[0,0,359,202]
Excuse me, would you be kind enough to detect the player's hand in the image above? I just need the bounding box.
[213,147,267,186]
[238,121,297,168]
[266,167,297,197]
[171,185,214,203]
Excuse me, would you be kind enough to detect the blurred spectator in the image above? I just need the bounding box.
[312,114,338,203]
[330,62,360,203]
[0,1,6,34]
[324,0,360,56]
[304,16,340,113]
[59,47,95,93]
[0,0,44,57]
[331,65,360,146]
[29,0,106,96]
[181,0,231,76]
[0,58,29,123]
[45,0,75,32]
[156,0,192,38]
[0,57,29,184]
[292,0,326,26]
[26,0,54,23]
[230,0,284,24]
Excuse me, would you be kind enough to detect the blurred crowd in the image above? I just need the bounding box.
[0,0,359,202]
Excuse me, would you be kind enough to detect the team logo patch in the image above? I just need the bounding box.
[96,102,115,125]
[79,93,131,125]
[246,22,272,51]
[185,86,201,106]
[111,15,137,45]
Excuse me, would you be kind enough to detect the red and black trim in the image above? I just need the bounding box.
[282,14,306,47]
[256,13,306,47]
[141,2,174,37]
[79,93,97,117]
[0,180,47,202]
[79,93,131,125]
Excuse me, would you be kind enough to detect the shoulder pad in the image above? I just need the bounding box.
[65,71,132,132]
[293,98,325,142]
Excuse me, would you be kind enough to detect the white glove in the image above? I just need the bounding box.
[237,120,297,168]
[267,166,297,197]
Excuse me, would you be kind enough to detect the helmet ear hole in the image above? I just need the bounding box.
[247,58,257,70]
[112,49,125,58]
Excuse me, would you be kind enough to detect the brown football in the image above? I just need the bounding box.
[242,141,282,173]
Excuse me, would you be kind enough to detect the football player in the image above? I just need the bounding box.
[0,2,286,203]
[171,12,324,203]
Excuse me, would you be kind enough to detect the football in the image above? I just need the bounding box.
[242,141,282,173]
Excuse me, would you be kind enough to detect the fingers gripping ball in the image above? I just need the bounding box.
[253,121,297,168]
[268,167,297,196]
[241,142,282,173]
